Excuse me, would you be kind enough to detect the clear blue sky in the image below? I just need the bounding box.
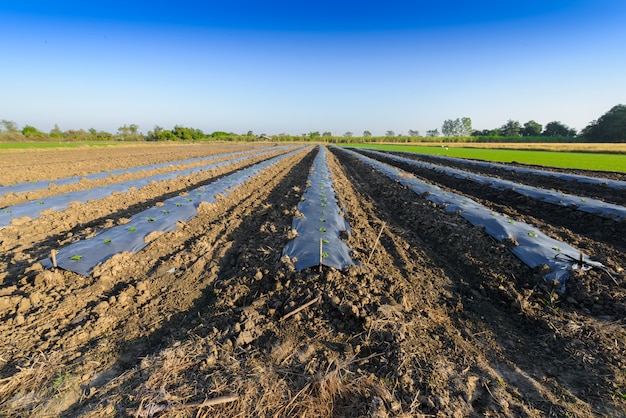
[1,1,625,136]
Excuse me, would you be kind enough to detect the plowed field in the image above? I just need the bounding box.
[1,143,625,417]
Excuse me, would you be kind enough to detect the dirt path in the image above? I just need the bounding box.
[0,144,624,417]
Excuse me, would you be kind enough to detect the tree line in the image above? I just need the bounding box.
[1,104,625,143]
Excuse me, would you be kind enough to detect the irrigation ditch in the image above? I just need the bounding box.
[0,143,624,417]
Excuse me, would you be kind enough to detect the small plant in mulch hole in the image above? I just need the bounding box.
[320,218,326,222]
[1,209,11,214]
[321,203,327,207]
[319,227,326,232]
[322,239,329,244]
[552,246,562,252]
[507,219,515,224]
[146,217,156,222]
[104,238,112,244]
[176,203,183,207]
[162,210,169,214]
[528,231,538,238]
[128,226,137,232]
[321,251,329,258]
[187,198,193,202]
[37,200,44,205]
[70,255,82,261]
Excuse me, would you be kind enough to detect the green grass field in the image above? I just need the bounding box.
[344,144,626,173]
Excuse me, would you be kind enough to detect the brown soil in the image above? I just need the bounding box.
[0,144,624,417]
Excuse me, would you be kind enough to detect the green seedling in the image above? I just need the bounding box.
[528,231,538,238]
[2,209,11,213]
[507,219,515,224]
[128,226,137,232]
[176,203,183,207]
[70,255,82,261]
[162,210,169,214]
[321,251,329,258]
[319,227,326,232]
[37,200,44,205]
[322,239,330,244]
[146,217,156,222]
[104,238,112,244]
[461,200,468,205]
[320,218,326,222]
[552,246,562,252]
[490,212,498,216]
[187,198,193,202]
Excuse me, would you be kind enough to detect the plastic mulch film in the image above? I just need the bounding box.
[392,150,626,189]
[41,148,305,276]
[360,149,626,221]
[0,146,277,198]
[0,147,290,228]
[282,146,357,271]
[339,147,606,292]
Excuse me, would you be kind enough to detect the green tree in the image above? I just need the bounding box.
[542,121,576,137]
[50,124,65,138]
[322,131,332,137]
[363,130,372,137]
[309,131,321,138]
[461,117,472,136]
[520,120,542,136]
[500,120,521,136]
[442,117,472,136]
[581,104,626,142]
[385,130,395,137]
[117,124,130,139]
[344,132,353,137]
[1,120,18,132]
[408,129,420,137]
[128,124,139,138]
[22,125,44,138]
[426,129,439,137]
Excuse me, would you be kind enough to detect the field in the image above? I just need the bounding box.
[1,143,625,417]
[345,143,626,173]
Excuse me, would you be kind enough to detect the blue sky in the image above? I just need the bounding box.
[1,1,625,136]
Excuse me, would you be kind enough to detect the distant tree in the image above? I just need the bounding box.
[426,129,439,137]
[461,117,472,136]
[344,132,353,137]
[117,124,130,139]
[408,129,420,137]
[309,131,320,138]
[500,120,521,136]
[581,104,626,142]
[543,121,576,137]
[22,125,44,138]
[1,120,18,133]
[50,124,64,138]
[363,130,372,137]
[441,119,455,136]
[520,120,542,136]
[322,131,332,137]
[442,117,472,136]
[385,130,395,137]
[128,124,139,137]
[246,130,254,136]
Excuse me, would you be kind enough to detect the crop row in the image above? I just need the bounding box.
[337,147,611,291]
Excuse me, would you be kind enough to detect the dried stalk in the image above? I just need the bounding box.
[281,297,320,321]
[367,222,386,264]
